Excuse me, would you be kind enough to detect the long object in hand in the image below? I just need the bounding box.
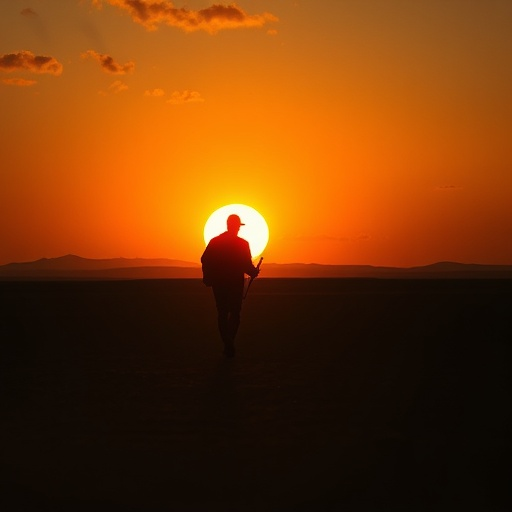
[244,257,263,300]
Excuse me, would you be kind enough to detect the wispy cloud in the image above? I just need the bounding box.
[142,88,203,103]
[435,185,461,191]
[353,233,371,241]
[2,77,37,86]
[167,90,205,105]
[97,80,129,96]
[285,234,372,243]
[144,88,165,97]
[109,80,128,93]
[81,50,135,74]
[92,0,278,33]
[20,7,49,43]
[20,7,37,17]
[0,51,63,75]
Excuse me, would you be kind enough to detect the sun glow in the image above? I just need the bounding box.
[204,204,269,259]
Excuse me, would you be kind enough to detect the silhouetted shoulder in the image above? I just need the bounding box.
[206,232,249,251]
[201,232,254,285]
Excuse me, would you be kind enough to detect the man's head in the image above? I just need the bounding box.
[227,214,244,234]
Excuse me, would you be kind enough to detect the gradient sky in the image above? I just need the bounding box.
[1,0,511,267]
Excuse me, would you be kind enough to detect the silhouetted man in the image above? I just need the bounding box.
[201,214,260,357]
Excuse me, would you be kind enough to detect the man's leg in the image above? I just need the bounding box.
[225,284,243,356]
[213,286,233,355]
[217,312,230,345]
[227,311,240,345]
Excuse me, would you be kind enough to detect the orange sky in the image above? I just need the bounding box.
[1,0,511,267]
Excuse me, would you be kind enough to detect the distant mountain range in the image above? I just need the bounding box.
[0,254,511,279]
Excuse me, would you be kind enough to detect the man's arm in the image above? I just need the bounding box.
[242,239,260,278]
[201,241,214,286]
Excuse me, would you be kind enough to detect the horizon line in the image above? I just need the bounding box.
[1,253,512,270]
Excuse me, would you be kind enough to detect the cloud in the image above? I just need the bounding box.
[0,51,63,75]
[96,80,128,95]
[143,88,203,103]
[81,50,135,74]
[21,7,49,43]
[92,1,278,33]
[144,88,165,97]
[2,77,37,86]
[109,80,128,93]
[436,185,461,191]
[353,233,371,241]
[21,8,37,17]
[167,90,205,104]
[285,234,371,243]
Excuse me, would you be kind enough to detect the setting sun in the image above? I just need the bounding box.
[204,204,269,259]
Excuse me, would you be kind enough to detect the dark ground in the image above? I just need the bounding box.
[0,278,510,511]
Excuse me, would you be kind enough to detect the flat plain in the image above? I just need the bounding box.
[1,278,510,511]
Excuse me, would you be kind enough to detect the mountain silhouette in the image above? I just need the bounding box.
[0,256,511,280]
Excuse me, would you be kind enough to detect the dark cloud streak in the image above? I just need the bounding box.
[20,8,37,17]
[0,51,63,75]
[285,234,372,243]
[81,50,135,74]
[2,77,37,86]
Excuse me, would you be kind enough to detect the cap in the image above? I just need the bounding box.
[227,214,245,226]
